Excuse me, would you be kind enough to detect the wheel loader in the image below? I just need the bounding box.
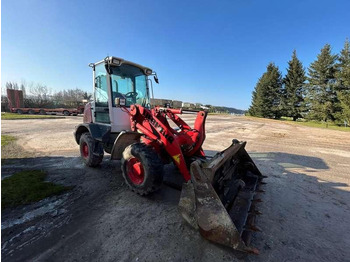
[74,56,265,254]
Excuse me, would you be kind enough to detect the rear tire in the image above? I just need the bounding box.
[121,143,164,195]
[79,132,104,167]
[28,110,35,114]
[39,109,46,115]
[17,109,23,114]
[63,110,70,116]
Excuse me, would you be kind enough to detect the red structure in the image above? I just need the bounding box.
[7,89,24,109]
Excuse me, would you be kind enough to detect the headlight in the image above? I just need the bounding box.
[112,58,121,65]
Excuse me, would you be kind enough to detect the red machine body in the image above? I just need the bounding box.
[126,105,207,181]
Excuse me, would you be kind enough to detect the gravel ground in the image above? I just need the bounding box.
[1,115,350,262]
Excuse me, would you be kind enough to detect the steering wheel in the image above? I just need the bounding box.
[125,92,138,99]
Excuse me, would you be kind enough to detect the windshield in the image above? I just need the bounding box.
[110,64,149,107]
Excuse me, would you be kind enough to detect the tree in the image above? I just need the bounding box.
[5,81,19,90]
[248,86,260,116]
[51,88,90,107]
[306,44,338,122]
[29,83,52,108]
[83,92,92,101]
[63,88,86,107]
[336,39,350,88]
[282,50,306,121]
[335,39,350,125]
[195,103,202,109]
[248,63,283,118]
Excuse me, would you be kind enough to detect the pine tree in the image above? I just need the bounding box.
[248,63,283,118]
[335,39,350,125]
[306,44,338,122]
[247,88,260,116]
[283,50,306,121]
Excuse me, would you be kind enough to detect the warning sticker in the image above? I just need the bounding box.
[172,154,181,165]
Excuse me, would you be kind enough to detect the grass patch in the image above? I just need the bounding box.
[1,134,16,147]
[208,112,230,115]
[1,112,64,120]
[279,117,350,132]
[1,134,34,160]
[245,115,350,132]
[1,170,71,209]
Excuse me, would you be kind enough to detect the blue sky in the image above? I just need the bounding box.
[2,0,349,110]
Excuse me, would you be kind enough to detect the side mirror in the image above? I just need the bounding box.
[154,75,159,84]
[115,97,126,107]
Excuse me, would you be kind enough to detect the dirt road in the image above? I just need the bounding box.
[2,115,350,261]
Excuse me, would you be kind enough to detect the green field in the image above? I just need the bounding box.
[245,116,350,132]
[1,112,64,120]
[1,170,71,209]
[280,117,350,132]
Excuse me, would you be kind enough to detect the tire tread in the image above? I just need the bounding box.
[121,143,163,195]
[80,132,104,167]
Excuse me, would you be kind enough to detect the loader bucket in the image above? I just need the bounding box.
[178,140,265,254]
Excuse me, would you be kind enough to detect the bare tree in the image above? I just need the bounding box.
[20,79,30,98]
[63,88,86,107]
[29,84,52,108]
[5,81,19,90]
[83,92,92,101]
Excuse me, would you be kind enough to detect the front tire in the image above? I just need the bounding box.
[63,110,70,116]
[79,132,104,167]
[121,143,164,195]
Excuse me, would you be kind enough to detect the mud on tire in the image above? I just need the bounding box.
[79,132,104,167]
[121,143,164,195]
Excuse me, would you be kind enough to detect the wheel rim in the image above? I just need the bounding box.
[82,142,89,158]
[126,157,145,185]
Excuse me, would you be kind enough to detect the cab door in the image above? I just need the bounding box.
[94,63,110,124]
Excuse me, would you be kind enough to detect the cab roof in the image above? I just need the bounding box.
[93,56,153,76]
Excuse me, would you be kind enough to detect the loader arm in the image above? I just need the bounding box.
[161,108,207,157]
[128,105,190,181]
[123,105,207,181]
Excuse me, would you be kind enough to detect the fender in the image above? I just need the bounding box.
[74,123,111,144]
[110,131,142,160]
